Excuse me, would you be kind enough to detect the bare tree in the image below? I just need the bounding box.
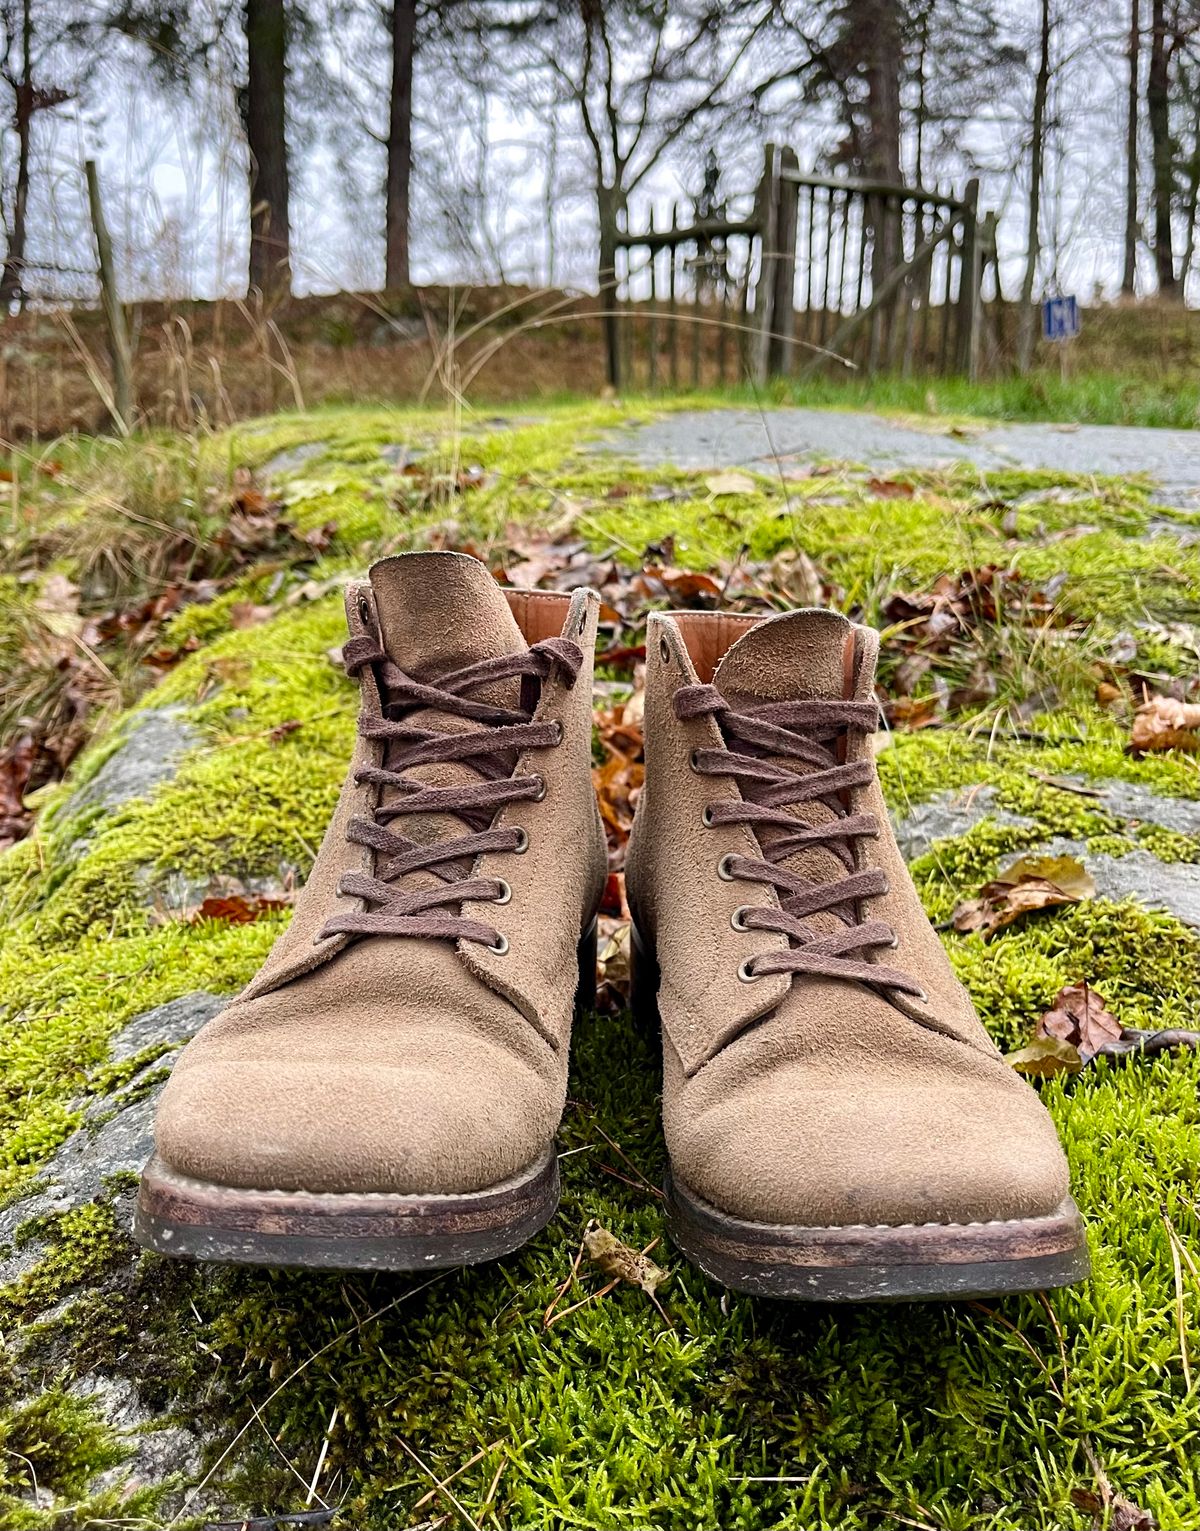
[1122,0,1141,294]
[1148,0,1180,296]
[1017,0,1052,370]
[385,0,417,287]
[244,0,292,297]
[0,0,71,307]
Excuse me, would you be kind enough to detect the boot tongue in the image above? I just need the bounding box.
[712,609,855,707]
[713,610,863,937]
[370,552,527,689]
[367,552,530,877]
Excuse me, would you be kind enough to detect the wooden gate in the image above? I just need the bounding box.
[608,144,997,390]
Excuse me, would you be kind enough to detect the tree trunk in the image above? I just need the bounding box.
[385,0,416,290]
[1148,0,1178,299]
[1017,0,1051,371]
[1121,0,1140,295]
[597,182,622,387]
[863,0,903,288]
[244,0,291,299]
[0,0,33,308]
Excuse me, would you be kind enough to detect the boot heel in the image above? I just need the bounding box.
[630,924,660,1031]
[574,917,598,1017]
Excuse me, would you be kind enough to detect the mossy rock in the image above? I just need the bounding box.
[3,401,1200,1530]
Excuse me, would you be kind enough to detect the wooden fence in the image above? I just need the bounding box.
[608,144,998,390]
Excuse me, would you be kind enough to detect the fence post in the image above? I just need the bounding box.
[766,146,799,376]
[955,177,981,379]
[749,143,779,385]
[85,159,134,434]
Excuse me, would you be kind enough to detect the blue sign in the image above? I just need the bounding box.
[1042,295,1080,342]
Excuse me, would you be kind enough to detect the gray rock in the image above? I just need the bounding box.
[381,442,420,468]
[0,992,223,1281]
[260,441,328,478]
[72,1375,205,1495]
[1002,840,1200,928]
[1092,779,1200,836]
[595,406,1200,503]
[890,785,1035,862]
[57,708,199,824]
[106,991,226,1065]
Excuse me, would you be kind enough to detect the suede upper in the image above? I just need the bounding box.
[154,553,608,1196]
[625,608,1074,1229]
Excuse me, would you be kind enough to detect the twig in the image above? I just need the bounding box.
[590,1122,663,1199]
[397,1437,482,1531]
[544,1277,622,1327]
[967,1302,1063,1403]
[1036,1291,1071,1403]
[411,1441,503,1512]
[1026,768,1106,798]
[543,1236,586,1328]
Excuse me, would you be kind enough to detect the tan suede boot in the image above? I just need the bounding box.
[625,608,1088,1301]
[137,552,606,1271]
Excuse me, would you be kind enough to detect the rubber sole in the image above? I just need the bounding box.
[666,1169,1089,1302]
[135,1146,560,1271]
[631,925,1090,1302]
[134,918,597,1272]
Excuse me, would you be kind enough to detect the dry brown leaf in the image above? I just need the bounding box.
[1130,695,1200,753]
[190,893,291,925]
[583,1221,669,1297]
[228,601,275,630]
[952,853,1095,939]
[1039,982,1123,1062]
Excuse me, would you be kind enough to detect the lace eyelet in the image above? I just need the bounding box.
[530,774,547,801]
[913,987,928,1003]
[356,593,371,625]
[888,933,899,949]
[737,958,761,983]
[731,906,751,931]
[512,827,529,854]
[488,933,510,955]
[689,748,701,771]
[493,878,512,905]
[659,634,671,664]
[717,853,736,881]
[548,720,565,745]
[701,805,715,827]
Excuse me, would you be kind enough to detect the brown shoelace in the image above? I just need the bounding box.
[675,684,924,997]
[319,632,582,950]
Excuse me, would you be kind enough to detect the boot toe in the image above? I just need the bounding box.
[155,1037,552,1196]
[673,1068,1070,1229]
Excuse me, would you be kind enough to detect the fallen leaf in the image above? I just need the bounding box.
[268,719,303,744]
[867,477,915,499]
[1131,695,1200,753]
[1007,1034,1083,1078]
[705,470,757,497]
[228,601,275,630]
[583,1221,669,1297]
[1009,982,1200,1077]
[1038,983,1123,1062]
[1096,681,1124,709]
[190,894,291,925]
[952,853,1095,938]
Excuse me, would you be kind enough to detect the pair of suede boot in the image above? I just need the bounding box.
[136,552,1087,1301]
